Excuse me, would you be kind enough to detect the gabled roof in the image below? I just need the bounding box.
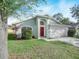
[68,22,79,28]
[13,15,61,25]
[48,24,70,27]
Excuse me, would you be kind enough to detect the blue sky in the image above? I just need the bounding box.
[8,0,79,25]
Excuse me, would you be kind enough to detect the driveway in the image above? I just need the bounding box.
[45,37,79,47]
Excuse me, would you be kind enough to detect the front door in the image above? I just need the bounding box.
[40,27,44,37]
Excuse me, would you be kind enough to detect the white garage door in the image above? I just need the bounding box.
[48,27,68,38]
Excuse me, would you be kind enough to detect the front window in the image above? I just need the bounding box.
[40,21,44,25]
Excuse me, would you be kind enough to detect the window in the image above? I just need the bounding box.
[26,27,32,30]
[40,21,44,25]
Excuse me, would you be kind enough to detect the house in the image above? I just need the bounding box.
[14,15,69,39]
[8,25,14,33]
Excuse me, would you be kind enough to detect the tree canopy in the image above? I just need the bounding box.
[53,13,63,22]
[0,1,46,59]
[53,13,70,25]
[70,4,79,22]
[0,0,46,21]
[60,18,70,25]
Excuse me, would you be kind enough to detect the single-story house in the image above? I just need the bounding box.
[14,15,69,39]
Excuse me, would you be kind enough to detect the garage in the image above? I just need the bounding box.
[47,24,69,38]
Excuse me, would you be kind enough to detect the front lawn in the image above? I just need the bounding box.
[8,39,79,59]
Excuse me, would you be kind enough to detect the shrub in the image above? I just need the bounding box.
[22,27,32,39]
[32,36,35,38]
[8,33,16,40]
[74,34,79,38]
[26,29,32,39]
[74,29,79,38]
[68,29,76,37]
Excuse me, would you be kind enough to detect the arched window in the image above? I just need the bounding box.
[26,27,32,30]
[40,21,44,25]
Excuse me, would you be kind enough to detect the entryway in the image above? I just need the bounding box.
[40,21,45,37]
[40,27,44,37]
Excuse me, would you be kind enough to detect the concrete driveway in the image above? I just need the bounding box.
[45,37,79,47]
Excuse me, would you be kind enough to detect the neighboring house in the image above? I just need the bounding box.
[8,25,14,33]
[14,15,69,39]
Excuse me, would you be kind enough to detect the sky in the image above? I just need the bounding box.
[8,0,79,25]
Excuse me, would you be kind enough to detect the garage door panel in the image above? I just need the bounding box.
[48,27,68,38]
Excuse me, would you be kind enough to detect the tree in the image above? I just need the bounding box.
[60,18,70,25]
[0,0,45,59]
[53,13,63,22]
[53,13,70,24]
[70,4,79,22]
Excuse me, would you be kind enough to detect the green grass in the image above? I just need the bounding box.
[8,39,79,59]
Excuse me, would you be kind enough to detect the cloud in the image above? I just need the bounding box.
[8,17,19,25]
[58,0,77,22]
[8,0,78,25]
[33,5,54,15]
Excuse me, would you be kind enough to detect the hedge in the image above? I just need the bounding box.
[68,29,76,37]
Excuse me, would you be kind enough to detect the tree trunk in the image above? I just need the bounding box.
[0,12,8,59]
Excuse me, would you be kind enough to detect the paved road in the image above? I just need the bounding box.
[45,37,79,47]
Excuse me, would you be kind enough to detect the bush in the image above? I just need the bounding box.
[74,29,79,38]
[68,29,76,37]
[22,27,32,39]
[26,29,32,39]
[74,34,79,38]
[8,33,16,40]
